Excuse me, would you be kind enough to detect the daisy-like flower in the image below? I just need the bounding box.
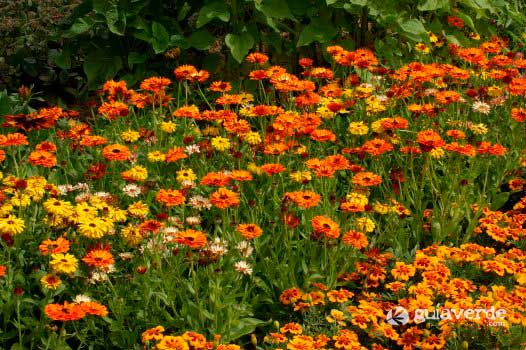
[234,260,253,275]
[236,241,254,257]
[122,183,142,197]
[0,215,25,235]
[472,101,491,114]
[185,144,200,154]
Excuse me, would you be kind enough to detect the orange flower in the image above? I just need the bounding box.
[142,326,165,342]
[0,265,6,278]
[80,301,108,317]
[310,129,336,142]
[416,130,445,152]
[391,262,416,281]
[35,141,57,153]
[362,138,393,156]
[261,163,286,175]
[511,107,526,122]
[165,146,188,162]
[39,237,70,255]
[82,249,115,269]
[173,105,200,119]
[285,191,321,209]
[140,76,171,92]
[352,172,382,187]
[246,52,269,64]
[342,230,368,249]
[44,302,85,321]
[210,187,240,209]
[311,216,340,239]
[28,150,56,168]
[175,229,207,249]
[156,189,186,207]
[236,224,263,240]
[200,172,231,186]
[0,133,29,147]
[102,144,131,161]
[210,81,232,92]
[98,101,129,120]
[174,65,197,80]
[434,90,460,105]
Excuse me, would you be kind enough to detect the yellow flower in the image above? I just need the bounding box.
[373,202,391,214]
[128,201,149,218]
[176,169,197,183]
[40,274,62,289]
[243,132,262,145]
[161,121,177,133]
[0,215,25,235]
[43,199,75,217]
[0,204,13,216]
[202,126,220,136]
[428,32,438,43]
[430,147,445,159]
[211,136,230,151]
[355,217,375,233]
[239,92,254,104]
[470,123,488,135]
[487,85,503,97]
[10,193,31,208]
[50,253,78,275]
[148,151,166,162]
[366,96,386,115]
[348,121,369,135]
[290,171,312,183]
[121,225,143,246]
[346,192,368,206]
[74,202,98,221]
[247,163,263,175]
[121,130,140,143]
[78,217,113,239]
[316,106,335,119]
[415,43,430,54]
[25,176,47,201]
[105,207,128,222]
[122,166,148,182]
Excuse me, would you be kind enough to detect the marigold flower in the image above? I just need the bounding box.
[236,224,263,240]
[210,188,240,209]
[311,216,340,239]
[156,189,186,207]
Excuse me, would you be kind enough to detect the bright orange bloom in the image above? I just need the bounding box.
[352,172,382,187]
[174,229,207,249]
[140,77,171,92]
[28,150,56,168]
[39,237,70,255]
[285,191,321,209]
[416,130,445,152]
[261,163,286,175]
[236,224,263,240]
[174,65,197,80]
[311,216,340,239]
[80,301,108,317]
[102,144,131,161]
[210,187,240,209]
[511,107,526,122]
[156,189,186,207]
[342,230,368,249]
[142,326,165,342]
[246,52,269,64]
[82,249,115,269]
[0,133,29,147]
[44,302,85,321]
[0,265,6,278]
[98,101,129,120]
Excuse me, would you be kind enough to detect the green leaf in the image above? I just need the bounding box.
[83,50,123,88]
[128,52,148,66]
[418,0,449,11]
[53,48,71,70]
[0,90,12,116]
[350,0,368,5]
[152,22,170,53]
[187,30,215,50]
[297,18,338,47]
[398,19,427,41]
[196,1,230,28]
[490,192,510,211]
[224,318,267,342]
[255,0,295,19]
[64,17,94,37]
[225,32,254,63]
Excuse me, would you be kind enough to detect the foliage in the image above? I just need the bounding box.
[2,0,526,96]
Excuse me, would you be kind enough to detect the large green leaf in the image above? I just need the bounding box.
[64,17,94,38]
[83,50,123,88]
[398,19,427,41]
[0,90,11,117]
[151,22,170,53]
[187,30,215,50]
[225,32,254,63]
[93,0,126,35]
[223,318,267,343]
[196,1,230,28]
[297,18,338,47]
[417,0,449,11]
[53,48,71,70]
[255,0,295,19]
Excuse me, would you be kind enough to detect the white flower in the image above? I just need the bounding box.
[234,260,253,275]
[207,237,228,256]
[122,183,142,198]
[236,241,254,258]
[186,216,201,226]
[74,294,92,303]
[472,101,491,114]
[185,144,200,155]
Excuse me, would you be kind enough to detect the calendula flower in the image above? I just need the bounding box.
[348,121,369,135]
[50,253,78,274]
[161,121,177,133]
[211,136,230,151]
[40,274,62,289]
[0,215,25,235]
[176,169,196,183]
[120,130,140,142]
[234,260,253,275]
